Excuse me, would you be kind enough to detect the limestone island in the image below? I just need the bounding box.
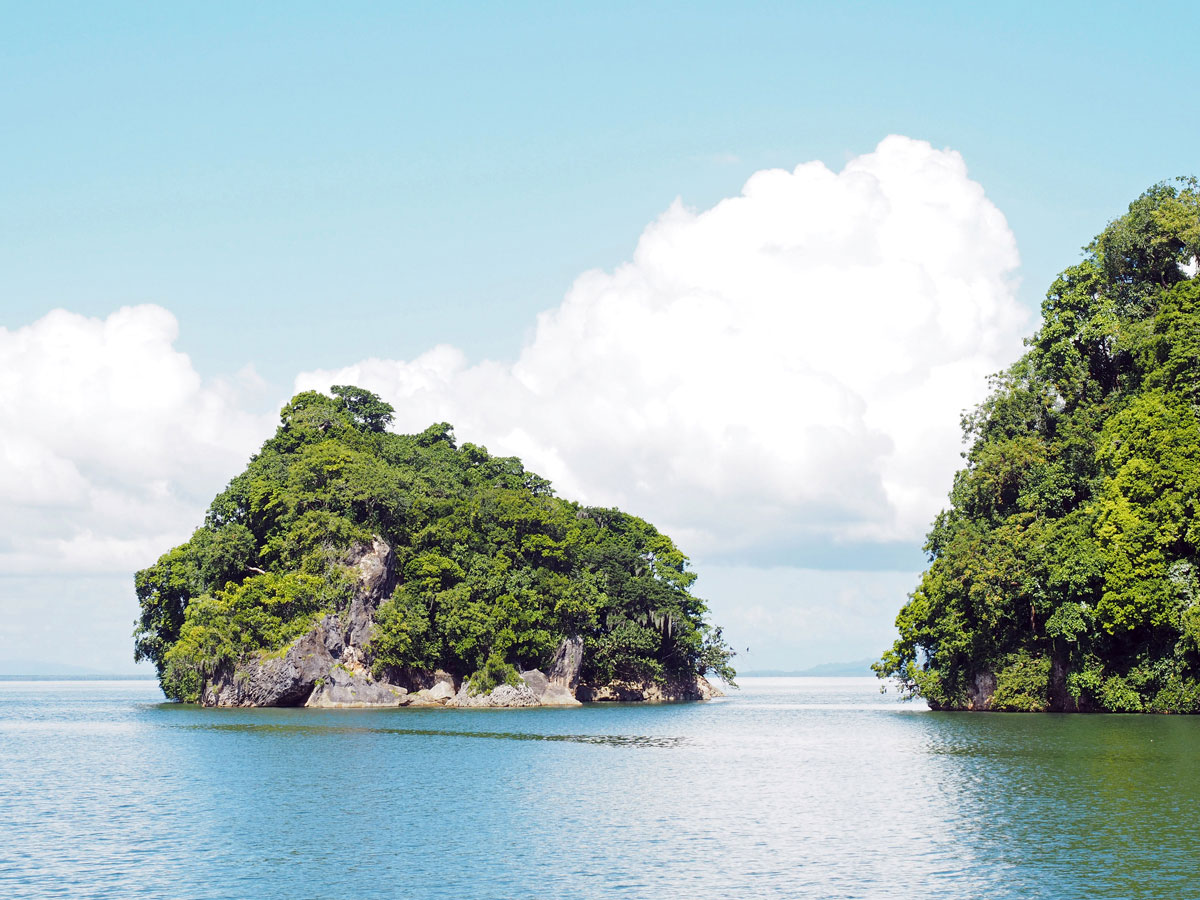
[134,387,735,708]
[876,178,1200,713]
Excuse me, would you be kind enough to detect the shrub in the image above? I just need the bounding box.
[991,651,1052,711]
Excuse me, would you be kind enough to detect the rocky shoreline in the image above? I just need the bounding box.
[199,537,720,709]
[923,660,1091,713]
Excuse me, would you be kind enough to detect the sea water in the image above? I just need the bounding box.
[1,677,1197,899]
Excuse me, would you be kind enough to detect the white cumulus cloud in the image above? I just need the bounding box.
[0,305,272,575]
[297,136,1030,562]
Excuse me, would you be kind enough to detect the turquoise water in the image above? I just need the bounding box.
[2,677,1198,899]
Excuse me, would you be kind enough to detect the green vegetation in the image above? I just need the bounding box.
[134,385,735,701]
[876,178,1200,712]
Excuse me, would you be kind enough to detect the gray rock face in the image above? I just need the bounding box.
[540,684,581,706]
[343,536,397,648]
[547,636,584,691]
[305,662,409,708]
[201,544,723,709]
[519,666,581,707]
[520,669,549,696]
[927,671,998,712]
[449,680,540,708]
[408,671,458,706]
[968,672,998,710]
[203,617,340,707]
[575,673,722,703]
[203,538,407,708]
[927,660,1089,713]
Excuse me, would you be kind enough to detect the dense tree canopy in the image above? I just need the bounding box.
[135,387,734,701]
[877,178,1200,712]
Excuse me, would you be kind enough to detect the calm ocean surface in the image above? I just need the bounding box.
[1,676,1197,899]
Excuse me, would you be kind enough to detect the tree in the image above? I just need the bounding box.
[876,178,1200,712]
[135,387,734,700]
[331,384,394,432]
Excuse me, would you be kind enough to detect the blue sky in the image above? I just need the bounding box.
[2,2,1198,672]
[6,2,1196,380]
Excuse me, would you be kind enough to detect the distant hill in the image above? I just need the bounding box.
[741,659,875,677]
[0,659,100,677]
[0,659,154,679]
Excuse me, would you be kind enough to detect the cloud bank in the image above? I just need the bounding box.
[0,136,1027,668]
[297,136,1029,562]
[0,305,270,575]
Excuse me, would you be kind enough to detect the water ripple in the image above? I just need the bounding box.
[176,720,684,747]
[3,678,1199,899]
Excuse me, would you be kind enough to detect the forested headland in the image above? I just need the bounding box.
[876,178,1200,712]
[134,387,734,706]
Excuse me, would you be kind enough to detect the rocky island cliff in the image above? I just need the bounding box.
[199,535,720,708]
[134,387,733,707]
[877,178,1200,713]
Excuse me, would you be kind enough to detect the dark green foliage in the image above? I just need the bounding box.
[468,653,523,695]
[160,572,340,701]
[132,522,257,675]
[135,387,734,700]
[877,178,1200,713]
[331,384,395,432]
[990,651,1052,712]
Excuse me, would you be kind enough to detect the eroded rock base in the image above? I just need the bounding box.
[199,537,724,709]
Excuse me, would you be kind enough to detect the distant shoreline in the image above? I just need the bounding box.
[0,674,158,682]
[739,660,875,678]
[738,672,874,678]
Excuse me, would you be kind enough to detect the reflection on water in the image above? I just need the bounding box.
[183,721,684,748]
[1,677,1197,899]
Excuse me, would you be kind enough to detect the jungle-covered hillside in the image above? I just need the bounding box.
[877,178,1200,712]
[134,386,734,702]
